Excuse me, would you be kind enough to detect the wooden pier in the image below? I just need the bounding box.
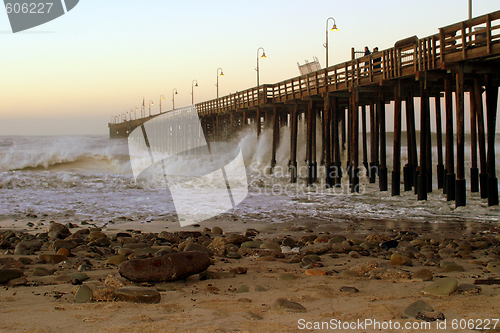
[109,10,500,207]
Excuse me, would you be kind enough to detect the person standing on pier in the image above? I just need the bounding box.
[373,47,381,73]
[364,46,371,72]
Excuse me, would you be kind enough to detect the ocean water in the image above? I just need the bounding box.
[0,127,498,227]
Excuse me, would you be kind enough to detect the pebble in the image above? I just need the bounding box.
[486,262,500,273]
[211,227,223,235]
[56,248,71,257]
[260,242,281,252]
[456,284,482,295]
[244,311,263,320]
[38,254,68,264]
[272,298,306,313]
[412,269,433,281]
[236,285,250,293]
[74,285,93,303]
[119,251,211,282]
[0,268,23,283]
[184,243,211,256]
[226,252,241,259]
[230,267,248,275]
[340,286,359,293]
[68,272,89,281]
[300,243,331,255]
[442,263,465,272]
[113,286,161,304]
[33,267,55,276]
[106,255,128,266]
[423,277,458,296]
[402,300,434,319]
[254,285,267,292]
[241,241,263,249]
[328,235,346,244]
[389,253,412,266]
[415,311,445,322]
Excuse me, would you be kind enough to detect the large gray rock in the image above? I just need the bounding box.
[119,251,211,283]
[402,300,433,319]
[423,277,458,296]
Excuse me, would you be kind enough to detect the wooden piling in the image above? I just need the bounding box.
[369,103,377,183]
[435,92,445,189]
[418,80,429,200]
[378,92,388,191]
[392,81,402,196]
[290,104,298,183]
[361,105,368,173]
[351,89,360,193]
[470,85,479,193]
[455,70,466,207]
[444,76,456,201]
[485,75,499,206]
[474,79,488,199]
[271,105,279,173]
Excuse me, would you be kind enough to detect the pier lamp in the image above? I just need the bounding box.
[256,47,266,88]
[192,80,198,105]
[149,100,154,117]
[135,107,139,120]
[325,17,338,72]
[216,68,224,111]
[130,109,134,120]
[172,88,178,110]
[159,95,165,114]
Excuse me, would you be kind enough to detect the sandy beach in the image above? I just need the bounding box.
[1,214,499,333]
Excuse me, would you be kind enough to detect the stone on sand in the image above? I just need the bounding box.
[113,286,161,304]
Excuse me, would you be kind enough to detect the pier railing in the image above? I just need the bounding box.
[193,10,500,117]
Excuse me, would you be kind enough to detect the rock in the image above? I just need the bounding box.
[7,277,27,286]
[0,257,24,269]
[119,251,210,283]
[0,268,23,284]
[226,252,241,259]
[207,237,228,256]
[340,286,359,293]
[236,285,250,293]
[389,253,412,266]
[241,241,263,249]
[53,240,77,250]
[33,267,55,276]
[48,221,71,239]
[38,254,68,264]
[282,237,296,247]
[277,272,296,281]
[328,235,346,244]
[106,255,128,266]
[113,286,161,304]
[17,257,31,266]
[415,311,445,322]
[223,233,249,245]
[14,244,31,255]
[331,241,352,253]
[423,277,458,296]
[272,298,306,313]
[74,285,93,303]
[380,239,399,250]
[456,284,482,295]
[184,243,211,256]
[402,300,434,319]
[230,267,248,275]
[300,243,331,255]
[118,248,135,257]
[68,272,89,282]
[486,262,500,273]
[244,311,263,320]
[260,242,281,252]
[88,231,107,242]
[57,248,71,257]
[254,285,266,292]
[211,227,223,235]
[412,269,433,281]
[442,264,464,272]
[305,268,326,276]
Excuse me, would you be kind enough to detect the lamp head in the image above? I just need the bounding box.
[331,24,338,32]
[261,52,266,58]
[175,91,178,95]
[195,82,198,87]
[220,71,224,76]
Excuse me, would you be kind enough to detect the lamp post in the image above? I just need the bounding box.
[159,95,165,114]
[469,0,472,19]
[135,107,138,120]
[256,47,266,88]
[172,88,178,110]
[216,68,224,111]
[149,100,154,117]
[325,17,338,72]
[191,80,198,105]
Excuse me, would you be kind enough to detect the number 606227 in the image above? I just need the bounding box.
[5,3,53,14]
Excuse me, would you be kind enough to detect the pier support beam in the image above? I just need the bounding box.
[405,93,417,191]
[470,84,479,193]
[290,104,298,183]
[445,76,456,201]
[332,97,342,187]
[435,92,445,189]
[271,105,280,173]
[324,94,333,187]
[455,70,466,207]
[474,79,488,199]
[392,82,402,196]
[418,80,429,200]
[351,90,360,193]
[378,92,388,191]
[485,75,499,206]
[369,103,377,184]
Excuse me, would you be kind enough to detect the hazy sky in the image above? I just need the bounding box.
[0,0,499,136]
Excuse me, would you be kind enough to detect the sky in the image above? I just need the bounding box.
[0,0,499,136]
